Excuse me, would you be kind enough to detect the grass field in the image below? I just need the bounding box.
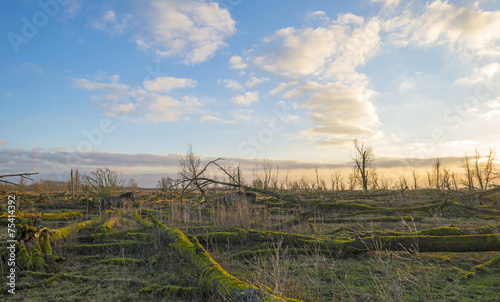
[1,188,499,301]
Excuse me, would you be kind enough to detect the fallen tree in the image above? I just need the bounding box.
[197,227,500,255]
[134,212,299,301]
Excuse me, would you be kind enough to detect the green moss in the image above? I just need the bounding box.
[146,213,291,301]
[50,219,97,240]
[418,226,466,236]
[125,232,154,241]
[98,257,142,266]
[17,244,31,268]
[42,232,53,256]
[62,240,151,254]
[46,273,62,284]
[31,243,46,271]
[140,284,199,297]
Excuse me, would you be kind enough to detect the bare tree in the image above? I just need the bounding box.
[83,168,124,198]
[473,149,496,190]
[426,170,433,189]
[441,166,452,191]
[351,140,374,194]
[179,145,203,187]
[331,170,343,192]
[397,174,409,191]
[410,166,419,190]
[451,172,459,191]
[434,158,442,190]
[348,169,357,191]
[157,176,174,191]
[127,178,138,190]
[462,153,475,190]
[370,168,379,191]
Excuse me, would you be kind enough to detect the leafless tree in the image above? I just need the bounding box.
[410,166,419,190]
[178,145,203,188]
[462,153,475,190]
[397,174,409,191]
[473,149,496,190]
[441,166,452,191]
[348,168,357,191]
[434,158,442,190]
[370,168,379,191]
[157,176,175,191]
[83,167,124,198]
[331,170,343,192]
[426,170,433,189]
[127,178,138,190]
[351,140,374,194]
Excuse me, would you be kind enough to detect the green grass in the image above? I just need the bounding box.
[1,189,499,301]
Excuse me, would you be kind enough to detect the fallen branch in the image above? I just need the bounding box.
[0,172,38,185]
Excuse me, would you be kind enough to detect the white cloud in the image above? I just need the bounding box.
[143,76,197,93]
[287,115,300,122]
[58,0,82,21]
[90,10,135,35]
[231,91,259,106]
[245,76,269,88]
[72,77,130,96]
[229,55,248,69]
[73,75,206,122]
[138,0,236,64]
[371,0,401,9]
[219,79,244,90]
[233,109,253,121]
[270,82,298,95]
[145,95,204,122]
[473,97,500,121]
[388,0,500,56]
[199,115,236,124]
[455,62,500,85]
[306,11,330,23]
[14,63,44,75]
[399,79,415,91]
[253,16,380,83]
[287,82,381,145]
[482,110,500,120]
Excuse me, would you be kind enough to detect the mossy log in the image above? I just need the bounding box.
[308,201,379,211]
[139,284,200,297]
[77,227,147,242]
[349,234,500,253]
[359,223,500,237]
[21,270,149,287]
[311,215,423,224]
[35,202,87,209]
[268,211,312,231]
[462,254,500,278]
[199,228,500,254]
[99,257,143,265]
[141,213,298,301]
[50,219,98,240]
[62,240,152,254]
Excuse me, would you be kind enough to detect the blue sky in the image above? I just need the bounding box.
[2,0,500,186]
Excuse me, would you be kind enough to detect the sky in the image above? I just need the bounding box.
[1,0,500,187]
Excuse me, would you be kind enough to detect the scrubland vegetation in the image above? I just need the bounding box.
[1,144,499,301]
